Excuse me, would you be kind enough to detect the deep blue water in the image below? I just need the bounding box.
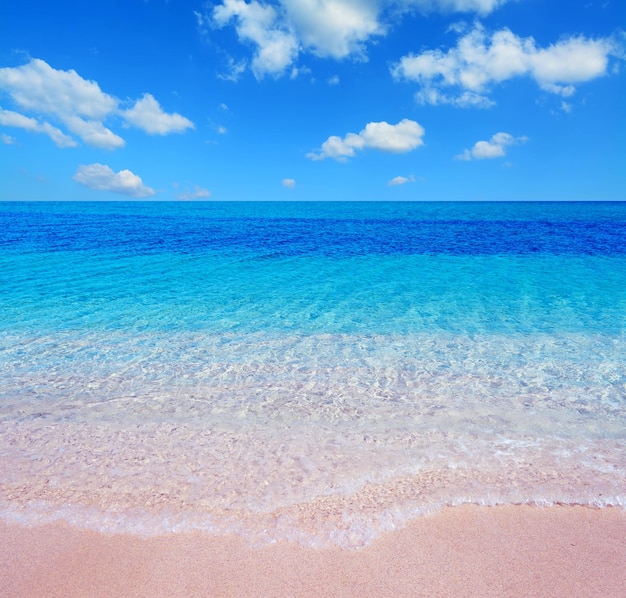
[2,201,625,257]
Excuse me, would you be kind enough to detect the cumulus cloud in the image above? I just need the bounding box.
[280,0,382,59]
[0,59,122,149]
[210,0,382,78]
[0,58,116,119]
[456,131,527,160]
[0,107,78,147]
[73,164,156,198]
[177,185,211,200]
[213,0,300,78]
[122,94,194,135]
[282,177,296,187]
[206,0,508,79]
[388,174,416,186]
[1,132,16,145]
[391,23,621,106]
[308,118,425,161]
[0,59,194,149]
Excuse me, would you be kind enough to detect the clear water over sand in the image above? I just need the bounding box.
[1,201,624,546]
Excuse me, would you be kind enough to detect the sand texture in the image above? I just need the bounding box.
[1,505,625,598]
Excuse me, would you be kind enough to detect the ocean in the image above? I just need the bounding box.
[0,200,624,547]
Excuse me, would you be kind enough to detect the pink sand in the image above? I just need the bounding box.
[1,505,625,598]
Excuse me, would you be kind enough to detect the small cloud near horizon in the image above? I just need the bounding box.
[388,174,416,186]
[177,185,211,200]
[73,163,156,198]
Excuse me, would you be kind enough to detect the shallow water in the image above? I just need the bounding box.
[1,201,625,547]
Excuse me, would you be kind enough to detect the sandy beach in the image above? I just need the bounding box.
[1,505,624,597]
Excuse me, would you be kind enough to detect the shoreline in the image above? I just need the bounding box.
[2,504,625,597]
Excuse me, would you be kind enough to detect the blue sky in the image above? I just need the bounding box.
[0,0,624,201]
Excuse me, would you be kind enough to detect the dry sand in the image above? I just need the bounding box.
[1,505,625,597]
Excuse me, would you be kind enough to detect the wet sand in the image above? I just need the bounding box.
[1,505,625,598]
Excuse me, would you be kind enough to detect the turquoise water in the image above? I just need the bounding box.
[1,201,625,546]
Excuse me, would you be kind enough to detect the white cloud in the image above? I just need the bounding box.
[281,0,382,59]
[211,0,381,78]
[177,185,211,200]
[397,0,508,15]
[207,0,509,79]
[414,88,494,108]
[213,0,299,79]
[0,107,78,148]
[0,58,122,149]
[1,132,16,145]
[308,118,425,161]
[0,59,193,149]
[456,131,527,160]
[0,58,117,119]
[282,177,296,187]
[447,20,468,34]
[73,164,156,198]
[327,75,340,85]
[392,23,621,106]
[62,114,125,149]
[388,174,416,186]
[122,94,194,135]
